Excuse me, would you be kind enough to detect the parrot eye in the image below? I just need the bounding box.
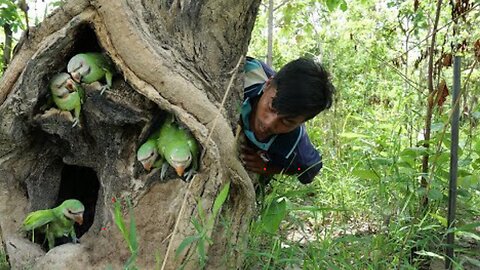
[68,209,73,214]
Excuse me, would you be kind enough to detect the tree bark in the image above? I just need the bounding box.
[0,0,260,269]
[2,23,12,72]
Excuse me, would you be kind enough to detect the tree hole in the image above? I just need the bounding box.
[68,23,103,57]
[55,164,100,239]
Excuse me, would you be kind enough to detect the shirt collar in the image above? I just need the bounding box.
[240,89,277,151]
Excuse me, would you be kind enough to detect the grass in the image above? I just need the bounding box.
[113,197,139,270]
[0,250,9,270]
[239,114,480,269]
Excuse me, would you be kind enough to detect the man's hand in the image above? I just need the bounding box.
[239,142,287,175]
[239,143,268,174]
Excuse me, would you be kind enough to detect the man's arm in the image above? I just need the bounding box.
[289,133,323,184]
[239,143,297,176]
[240,134,322,184]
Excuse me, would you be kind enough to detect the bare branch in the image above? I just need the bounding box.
[273,0,289,11]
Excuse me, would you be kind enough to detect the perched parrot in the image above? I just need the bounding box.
[67,52,115,95]
[49,72,85,127]
[136,129,161,172]
[22,199,85,250]
[136,114,199,181]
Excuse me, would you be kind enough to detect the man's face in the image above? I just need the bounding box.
[251,80,306,141]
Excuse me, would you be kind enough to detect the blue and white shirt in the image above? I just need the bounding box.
[241,57,323,184]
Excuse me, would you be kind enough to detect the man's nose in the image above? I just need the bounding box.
[263,111,278,131]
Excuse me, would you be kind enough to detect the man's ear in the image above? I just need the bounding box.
[264,77,276,92]
[266,76,273,86]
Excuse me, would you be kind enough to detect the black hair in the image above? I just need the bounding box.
[271,58,335,120]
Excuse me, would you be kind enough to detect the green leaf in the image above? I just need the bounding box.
[432,152,450,165]
[457,231,480,241]
[113,199,129,241]
[260,197,288,234]
[463,256,480,268]
[472,158,480,170]
[400,147,428,158]
[125,254,138,270]
[414,250,444,260]
[431,122,444,132]
[340,0,348,11]
[325,0,341,11]
[472,111,480,119]
[191,218,204,234]
[127,199,138,254]
[457,188,470,197]
[419,224,442,231]
[430,213,447,227]
[290,206,348,212]
[197,237,207,266]
[427,189,443,201]
[453,222,480,233]
[458,175,479,189]
[371,157,392,166]
[416,187,427,196]
[176,235,199,257]
[197,201,206,224]
[473,138,480,154]
[352,169,380,180]
[338,132,369,139]
[212,182,230,218]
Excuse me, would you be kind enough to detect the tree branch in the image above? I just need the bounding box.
[273,0,289,11]
[2,24,13,72]
[421,0,443,204]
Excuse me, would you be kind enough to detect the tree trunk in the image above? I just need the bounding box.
[0,0,260,269]
[267,0,274,66]
[2,23,12,72]
[421,0,443,207]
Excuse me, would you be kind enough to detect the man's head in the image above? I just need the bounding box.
[271,57,334,119]
[251,58,335,141]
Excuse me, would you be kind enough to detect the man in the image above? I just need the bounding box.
[239,56,335,184]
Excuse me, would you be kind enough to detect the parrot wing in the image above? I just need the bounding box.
[156,114,177,155]
[22,209,56,231]
[187,133,199,163]
[85,53,115,73]
[52,91,81,111]
[75,82,86,103]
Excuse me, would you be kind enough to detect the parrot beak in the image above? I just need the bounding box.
[71,72,81,83]
[65,80,75,92]
[143,162,153,171]
[175,166,185,176]
[74,214,84,225]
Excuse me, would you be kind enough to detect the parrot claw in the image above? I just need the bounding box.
[184,169,196,182]
[99,85,110,95]
[160,163,169,180]
[72,236,80,244]
[72,118,79,128]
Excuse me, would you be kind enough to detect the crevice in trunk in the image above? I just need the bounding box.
[56,164,99,238]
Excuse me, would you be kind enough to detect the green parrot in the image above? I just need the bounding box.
[67,52,115,95]
[137,114,199,181]
[136,129,162,172]
[49,72,85,127]
[22,199,85,250]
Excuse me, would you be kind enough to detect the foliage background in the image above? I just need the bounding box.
[246,0,480,269]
